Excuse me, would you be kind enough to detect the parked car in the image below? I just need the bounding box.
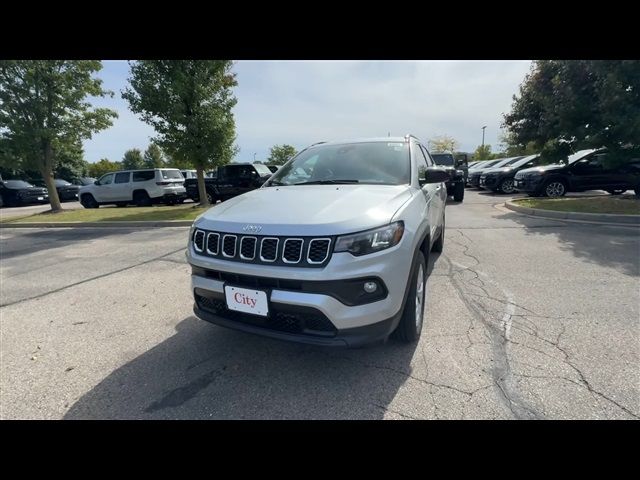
[513,149,640,197]
[0,180,49,207]
[79,168,187,208]
[479,154,541,194]
[468,157,524,188]
[181,169,198,180]
[187,135,450,347]
[430,152,465,201]
[51,178,80,201]
[184,163,272,203]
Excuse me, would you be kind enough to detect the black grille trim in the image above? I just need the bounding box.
[282,238,304,264]
[307,238,331,264]
[206,233,220,255]
[240,236,257,260]
[193,230,205,252]
[260,237,279,262]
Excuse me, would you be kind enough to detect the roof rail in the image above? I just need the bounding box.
[404,134,418,142]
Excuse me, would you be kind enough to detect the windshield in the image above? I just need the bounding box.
[3,180,34,188]
[55,179,72,186]
[253,164,273,176]
[160,169,183,179]
[491,156,523,168]
[508,155,539,168]
[567,149,598,164]
[80,177,96,185]
[473,159,502,170]
[266,142,410,186]
[431,153,455,166]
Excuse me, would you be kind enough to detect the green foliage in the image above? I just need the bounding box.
[503,60,640,159]
[122,148,144,170]
[267,144,298,165]
[428,135,460,153]
[473,144,492,160]
[122,60,238,205]
[88,158,122,178]
[143,143,165,168]
[0,60,117,210]
[54,143,89,182]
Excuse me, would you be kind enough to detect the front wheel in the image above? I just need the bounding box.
[543,179,567,198]
[453,182,464,202]
[499,178,516,194]
[606,189,626,195]
[393,251,427,343]
[133,191,152,207]
[80,194,99,209]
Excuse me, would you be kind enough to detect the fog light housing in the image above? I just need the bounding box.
[363,281,378,293]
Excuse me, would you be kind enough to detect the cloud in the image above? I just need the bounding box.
[83,60,532,163]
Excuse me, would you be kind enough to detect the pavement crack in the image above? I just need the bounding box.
[371,402,419,420]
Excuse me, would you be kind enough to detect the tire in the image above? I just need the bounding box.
[80,194,99,209]
[499,178,516,194]
[606,189,626,195]
[133,191,152,207]
[393,251,427,343]
[543,179,567,198]
[0,194,3,208]
[432,214,445,253]
[453,182,464,202]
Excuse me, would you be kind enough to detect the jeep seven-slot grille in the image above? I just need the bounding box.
[192,229,333,267]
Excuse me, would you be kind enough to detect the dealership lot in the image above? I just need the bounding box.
[1,190,638,419]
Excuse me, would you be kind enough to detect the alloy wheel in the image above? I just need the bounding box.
[501,179,515,194]
[545,182,565,197]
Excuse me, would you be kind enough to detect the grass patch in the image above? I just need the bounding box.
[514,195,640,215]
[1,204,209,223]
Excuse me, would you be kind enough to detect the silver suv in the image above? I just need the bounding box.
[186,136,449,347]
[79,168,187,208]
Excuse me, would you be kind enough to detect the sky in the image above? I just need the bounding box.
[85,60,533,163]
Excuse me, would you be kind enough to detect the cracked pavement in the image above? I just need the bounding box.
[1,190,639,419]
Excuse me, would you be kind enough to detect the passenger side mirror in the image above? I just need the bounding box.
[419,166,450,186]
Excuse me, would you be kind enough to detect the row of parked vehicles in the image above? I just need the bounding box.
[0,177,97,208]
[465,148,640,197]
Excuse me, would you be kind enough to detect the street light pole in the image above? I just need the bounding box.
[481,126,487,148]
[253,153,256,162]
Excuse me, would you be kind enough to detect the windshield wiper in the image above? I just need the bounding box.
[266,180,286,186]
[293,179,360,185]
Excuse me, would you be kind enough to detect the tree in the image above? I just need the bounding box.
[0,60,117,211]
[427,135,460,153]
[123,60,238,206]
[88,158,122,178]
[54,142,89,182]
[267,144,297,165]
[143,143,165,168]
[122,148,144,170]
[474,144,492,160]
[503,60,640,162]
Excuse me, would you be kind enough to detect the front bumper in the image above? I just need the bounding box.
[468,174,482,187]
[479,175,499,189]
[513,176,543,192]
[187,234,414,346]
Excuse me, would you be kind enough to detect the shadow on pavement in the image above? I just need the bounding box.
[65,314,420,419]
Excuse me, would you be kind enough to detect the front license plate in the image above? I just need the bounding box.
[224,286,268,317]
[37,197,44,200]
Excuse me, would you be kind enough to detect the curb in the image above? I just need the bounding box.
[504,200,640,225]
[0,221,193,228]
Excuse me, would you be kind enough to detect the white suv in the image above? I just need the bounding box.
[79,168,187,208]
[186,136,450,347]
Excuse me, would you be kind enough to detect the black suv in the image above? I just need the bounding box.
[430,152,465,201]
[468,157,523,188]
[479,154,541,194]
[514,149,640,197]
[185,163,272,203]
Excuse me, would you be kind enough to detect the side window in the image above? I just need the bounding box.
[132,171,155,182]
[420,145,435,166]
[414,143,429,181]
[99,174,114,185]
[114,172,130,184]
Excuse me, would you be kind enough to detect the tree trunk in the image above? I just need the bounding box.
[196,166,209,207]
[42,142,62,212]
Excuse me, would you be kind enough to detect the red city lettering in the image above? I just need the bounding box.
[234,292,257,308]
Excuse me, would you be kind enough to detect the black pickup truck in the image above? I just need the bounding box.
[185,163,272,203]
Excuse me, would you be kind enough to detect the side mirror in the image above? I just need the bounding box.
[94,180,100,185]
[419,166,450,186]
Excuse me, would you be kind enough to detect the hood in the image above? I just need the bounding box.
[194,184,414,236]
[483,167,514,175]
[518,164,565,175]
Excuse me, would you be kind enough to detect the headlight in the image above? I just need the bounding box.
[526,172,543,178]
[334,221,404,256]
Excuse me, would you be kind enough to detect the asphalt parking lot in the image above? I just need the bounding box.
[1,190,638,419]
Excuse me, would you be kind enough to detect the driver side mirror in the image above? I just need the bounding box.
[419,166,451,186]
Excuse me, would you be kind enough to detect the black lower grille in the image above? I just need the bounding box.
[195,292,337,336]
[283,239,303,263]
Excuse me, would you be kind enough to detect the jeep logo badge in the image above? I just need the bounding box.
[243,225,262,233]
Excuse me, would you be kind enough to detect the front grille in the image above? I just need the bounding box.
[195,293,337,336]
[193,229,334,267]
[283,239,303,263]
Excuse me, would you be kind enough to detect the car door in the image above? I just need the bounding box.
[414,143,441,241]
[113,172,131,201]
[569,153,607,191]
[94,173,115,201]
